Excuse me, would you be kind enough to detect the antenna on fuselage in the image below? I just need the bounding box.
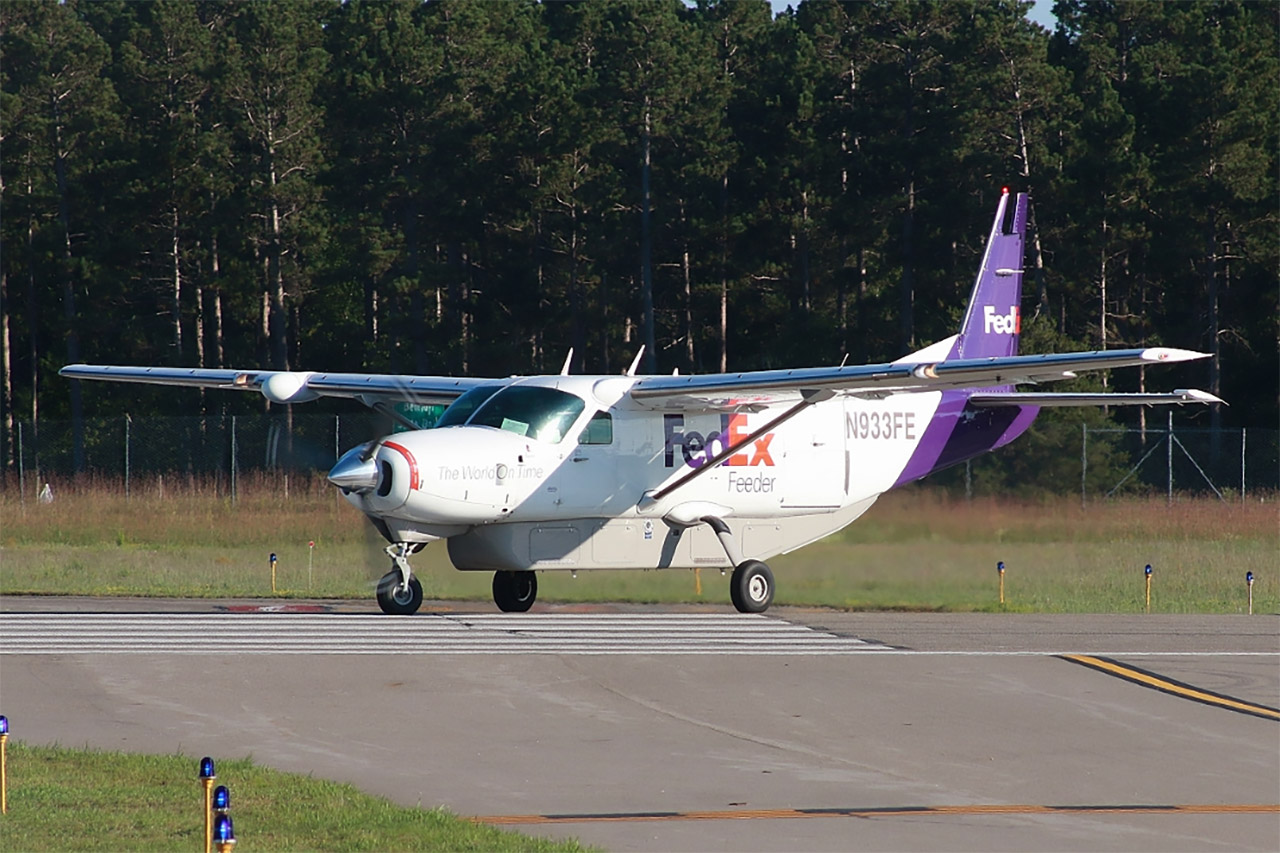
[559,348,574,376]
[625,346,646,377]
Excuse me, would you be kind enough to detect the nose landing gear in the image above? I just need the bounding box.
[376,543,424,615]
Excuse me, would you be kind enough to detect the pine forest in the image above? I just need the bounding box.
[2,0,1277,485]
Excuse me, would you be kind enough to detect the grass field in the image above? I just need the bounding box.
[0,743,591,852]
[1,477,1275,613]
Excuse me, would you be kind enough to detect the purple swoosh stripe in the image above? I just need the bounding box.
[993,404,1039,450]
[894,391,969,486]
[894,393,1040,487]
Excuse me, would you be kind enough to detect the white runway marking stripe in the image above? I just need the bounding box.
[0,613,896,655]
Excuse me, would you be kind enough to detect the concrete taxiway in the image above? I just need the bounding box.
[1,596,1276,852]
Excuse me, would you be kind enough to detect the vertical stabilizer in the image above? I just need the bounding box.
[953,190,1028,360]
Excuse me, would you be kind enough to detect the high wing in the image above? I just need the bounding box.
[968,389,1224,408]
[58,365,492,407]
[626,347,1215,411]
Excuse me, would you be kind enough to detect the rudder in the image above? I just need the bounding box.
[953,190,1028,360]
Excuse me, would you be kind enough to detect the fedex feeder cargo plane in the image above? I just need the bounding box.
[62,191,1221,615]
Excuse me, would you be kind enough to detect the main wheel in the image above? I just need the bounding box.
[730,560,774,614]
[492,571,538,612]
[376,570,423,615]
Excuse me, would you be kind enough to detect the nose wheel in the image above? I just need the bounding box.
[376,543,424,615]
[377,570,423,615]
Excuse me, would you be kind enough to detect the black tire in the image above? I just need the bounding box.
[492,571,537,612]
[730,560,774,614]
[376,570,423,615]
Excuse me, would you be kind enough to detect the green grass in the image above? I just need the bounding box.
[1,480,1276,613]
[0,743,591,852]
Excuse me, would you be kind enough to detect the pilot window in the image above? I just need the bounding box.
[436,384,503,427]
[579,410,613,445]
[467,386,586,443]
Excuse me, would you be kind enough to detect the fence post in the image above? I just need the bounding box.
[1241,427,1246,503]
[230,415,238,504]
[124,414,131,500]
[17,421,25,506]
[1081,423,1087,508]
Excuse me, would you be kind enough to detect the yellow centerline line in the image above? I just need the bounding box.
[1060,654,1280,720]
[473,803,1280,825]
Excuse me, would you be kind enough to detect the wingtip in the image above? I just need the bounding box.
[1141,347,1211,363]
[1176,388,1227,405]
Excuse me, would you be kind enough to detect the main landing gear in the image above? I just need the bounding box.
[701,516,775,614]
[492,571,538,612]
[729,559,774,613]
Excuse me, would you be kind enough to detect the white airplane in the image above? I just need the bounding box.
[62,191,1221,615]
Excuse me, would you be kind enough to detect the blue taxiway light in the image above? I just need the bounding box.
[213,785,230,812]
[214,814,235,844]
[199,757,216,779]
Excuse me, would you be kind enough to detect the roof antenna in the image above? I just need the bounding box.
[559,348,574,376]
[625,346,645,377]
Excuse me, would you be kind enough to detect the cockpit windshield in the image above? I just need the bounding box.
[436,384,503,428]
[467,386,585,443]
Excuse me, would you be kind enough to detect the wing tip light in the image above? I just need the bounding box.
[1176,388,1227,406]
[1141,347,1210,363]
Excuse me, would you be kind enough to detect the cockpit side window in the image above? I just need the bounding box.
[579,410,613,445]
[468,386,586,444]
[436,384,502,428]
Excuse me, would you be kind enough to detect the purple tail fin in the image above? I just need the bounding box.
[953,190,1028,360]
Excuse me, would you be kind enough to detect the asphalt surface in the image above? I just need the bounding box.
[1,596,1277,852]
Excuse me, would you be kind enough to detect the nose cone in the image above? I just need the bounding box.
[328,444,379,492]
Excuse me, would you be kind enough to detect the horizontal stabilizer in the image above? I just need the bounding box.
[969,389,1224,408]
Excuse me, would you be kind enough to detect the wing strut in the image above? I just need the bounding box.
[640,388,835,507]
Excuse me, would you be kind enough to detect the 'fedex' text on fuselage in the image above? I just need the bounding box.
[664,413,775,468]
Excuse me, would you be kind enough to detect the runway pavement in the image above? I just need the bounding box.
[1,596,1277,852]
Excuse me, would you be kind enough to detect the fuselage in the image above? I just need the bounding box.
[330,374,1038,572]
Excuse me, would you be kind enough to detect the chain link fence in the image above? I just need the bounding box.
[4,414,1277,503]
[1086,421,1279,503]
[6,413,388,501]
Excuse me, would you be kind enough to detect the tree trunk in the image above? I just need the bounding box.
[1099,213,1108,393]
[53,96,85,471]
[26,174,39,435]
[266,132,289,371]
[640,102,655,373]
[680,199,694,371]
[171,203,183,363]
[899,178,916,353]
[1,268,12,471]
[718,173,728,373]
[1207,214,1221,432]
